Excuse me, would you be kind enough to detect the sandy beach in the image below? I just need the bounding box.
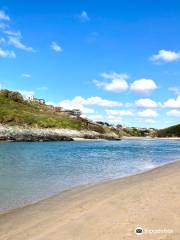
[0,161,180,240]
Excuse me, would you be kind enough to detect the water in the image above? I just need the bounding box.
[0,139,180,212]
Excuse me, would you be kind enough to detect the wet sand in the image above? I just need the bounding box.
[0,161,180,240]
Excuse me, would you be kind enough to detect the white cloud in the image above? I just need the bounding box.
[84,96,122,107]
[94,72,129,93]
[22,73,31,78]
[4,30,21,37]
[8,36,35,52]
[130,78,157,94]
[79,11,90,22]
[58,97,94,114]
[61,96,123,107]
[18,90,34,100]
[60,101,94,114]
[51,41,62,52]
[144,119,156,124]
[150,50,180,63]
[106,109,133,116]
[163,96,180,108]
[0,48,16,58]
[168,87,180,96]
[0,11,35,56]
[166,110,180,117]
[135,98,158,108]
[86,114,103,121]
[50,96,123,115]
[137,109,158,118]
[107,115,123,124]
[0,10,10,21]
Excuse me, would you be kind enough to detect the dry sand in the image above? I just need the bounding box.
[0,161,180,240]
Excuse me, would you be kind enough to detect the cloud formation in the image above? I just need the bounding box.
[0,10,10,21]
[130,78,157,94]
[166,110,180,117]
[79,11,90,22]
[51,41,62,52]
[144,119,156,124]
[85,114,103,121]
[8,35,35,52]
[18,90,34,100]
[150,50,180,63]
[163,96,180,108]
[135,98,158,108]
[94,72,129,93]
[137,109,158,118]
[168,87,180,96]
[22,73,31,78]
[106,109,133,116]
[0,48,16,58]
[0,9,35,56]
[59,96,123,108]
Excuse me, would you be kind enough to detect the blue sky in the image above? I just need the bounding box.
[0,0,180,128]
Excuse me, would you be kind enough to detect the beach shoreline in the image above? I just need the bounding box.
[0,160,180,240]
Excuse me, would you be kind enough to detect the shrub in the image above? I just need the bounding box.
[8,91,24,103]
[0,89,10,98]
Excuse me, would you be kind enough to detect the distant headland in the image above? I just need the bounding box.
[0,89,179,141]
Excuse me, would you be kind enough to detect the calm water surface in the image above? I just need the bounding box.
[0,139,180,212]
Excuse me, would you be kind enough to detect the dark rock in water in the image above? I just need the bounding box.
[0,134,73,142]
[83,134,121,141]
[83,134,99,139]
[99,134,121,141]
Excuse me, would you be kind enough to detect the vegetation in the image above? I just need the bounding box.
[0,90,113,134]
[122,127,157,137]
[157,124,180,137]
[1,90,179,138]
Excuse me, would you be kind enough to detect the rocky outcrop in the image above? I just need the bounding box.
[0,134,73,142]
[0,125,121,142]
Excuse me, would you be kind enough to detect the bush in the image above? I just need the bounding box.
[158,124,180,137]
[8,91,24,103]
[0,89,10,98]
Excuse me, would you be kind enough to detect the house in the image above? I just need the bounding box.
[72,109,81,117]
[46,104,55,111]
[33,98,45,104]
[55,106,63,112]
[61,109,81,117]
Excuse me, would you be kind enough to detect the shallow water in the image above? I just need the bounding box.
[0,139,180,212]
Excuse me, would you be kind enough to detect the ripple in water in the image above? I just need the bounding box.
[0,139,180,212]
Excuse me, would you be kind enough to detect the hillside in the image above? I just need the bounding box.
[157,124,180,137]
[0,90,121,139]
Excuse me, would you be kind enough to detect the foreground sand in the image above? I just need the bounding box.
[0,161,180,240]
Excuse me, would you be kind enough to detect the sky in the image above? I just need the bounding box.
[0,0,180,128]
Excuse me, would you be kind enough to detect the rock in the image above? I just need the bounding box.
[0,124,121,142]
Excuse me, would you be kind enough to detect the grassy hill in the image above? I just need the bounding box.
[0,89,119,136]
[2,89,179,138]
[157,124,180,137]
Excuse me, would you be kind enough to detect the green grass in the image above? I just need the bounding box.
[0,90,92,131]
[157,124,180,137]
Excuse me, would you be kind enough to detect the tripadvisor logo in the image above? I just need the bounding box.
[135,227,173,235]
[135,227,143,235]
